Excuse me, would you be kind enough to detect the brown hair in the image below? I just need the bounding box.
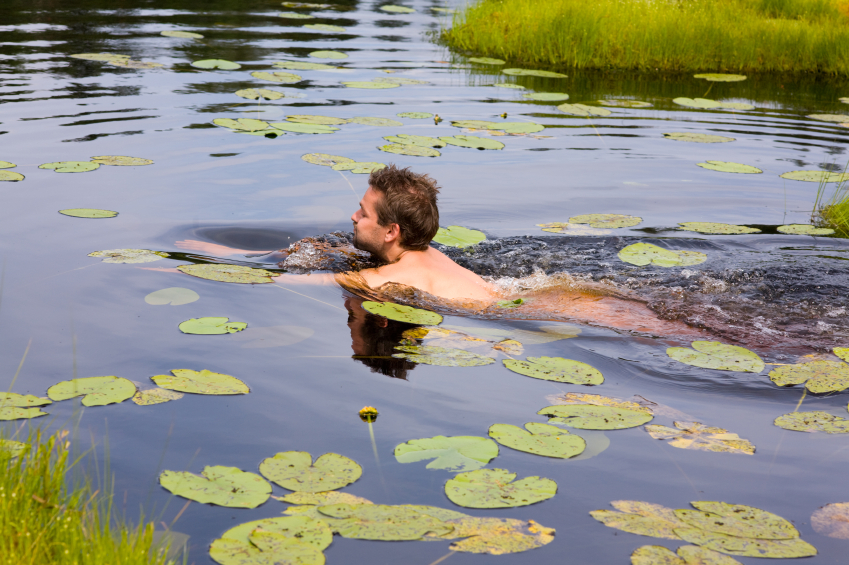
[368,164,440,251]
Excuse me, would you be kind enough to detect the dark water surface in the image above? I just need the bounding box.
[3,0,849,563]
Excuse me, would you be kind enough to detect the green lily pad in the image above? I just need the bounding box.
[489,423,585,459]
[780,170,849,183]
[301,153,353,167]
[213,118,271,132]
[152,369,249,395]
[319,504,448,540]
[523,92,569,101]
[90,155,153,166]
[489,122,544,134]
[273,60,334,70]
[469,57,505,65]
[310,50,347,59]
[0,171,24,181]
[160,466,270,508]
[631,545,685,565]
[675,528,816,558]
[0,392,51,407]
[380,5,415,13]
[539,404,653,430]
[210,523,329,565]
[492,83,525,90]
[161,30,203,38]
[445,468,557,509]
[397,112,433,119]
[342,80,399,89]
[362,300,442,324]
[676,502,798,540]
[503,357,603,385]
[808,114,849,123]
[556,103,611,117]
[503,68,567,78]
[678,222,760,234]
[70,53,131,62]
[260,451,362,492]
[433,226,485,247]
[696,161,762,174]
[777,224,834,235]
[304,23,346,32]
[269,121,337,134]
[191,59,240,70]
[378,143,440,156]
[59,209,117,218]
[769,360,849,393]
[393,345,495,367]
[108,59,164,69]
[349,116,403,127]
[47,376,135,406]
[774,411,849,433]
[599,99,652,108]
[278,491,373,506]
[0,407,48,420]
[446,517,555,555]
[394,435,499,472]
[618,242,707,267]
[288,115,349,125]
[440,135,505,150]
[383,134,445,148]
[39,161,100,173]
[278,11,315,18]
[177,264,275,284]
[451,120,498,129]
[89,249,168,263]
[144,287,200,305]
[719,102,755,110]
[373,77,428,85]
[667,341,764,373]
[694,73,746,82]
[664,132,735,143]
[132,388,183,406]
[570,214,641,228]
[331,161,386,174]
[235,88,286,101]
[252,71,302,83]
[673,97,722,109]
[677,545,745,565]
[179,317,247,335]
[591,500,688,539]
[217,515,332,549]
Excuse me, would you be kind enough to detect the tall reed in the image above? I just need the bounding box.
[444,0,849,74]
[814,172,849,236]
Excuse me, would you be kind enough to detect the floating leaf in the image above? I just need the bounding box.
[0,407,48,421]
[631,545,684,565]
[269,121,337,134]
[108,59,164,69]
[309,50,347,60]
[144,287,199,305]
[0,171,24,181]
[678,222,760,234]
[448,518,555,555]
[393,346,495,367]
[39,161,100,173]
[89,249,168,263]
[450,120,498,129]
[277,491,373,507]
[523,92,569,101]
[503,68,567,78]
[678,545,744,565]
[192,59,240,70]
[160,466,270,508]
[696,161,762,174]
[540,404,653,430]
[210,526,328,565]
[397,112,432,119]
[132,388,183,406]
[177,263,275,284]
[673,97,722,109]
[492,83,525,90]
[179,317,247,335]
[278,11,315,18]
[152,369,248,395]
[570,214,641,228]
[47,376,135,406]
[807,114,849,123]
[380,5,415,13]
[537,222,611,235]
[252,71,302,83]
[301,153,353,167]
[440,135,504,150]
[676,502,798,540]
[373,77,428,85]
[59,209,117,218]
[694,73,746,82]
[0,393,51,408]
[217,515,332,550]
[235,88,285,101]
[779,170,849,183]
[362,301,442,324]
[90,155,153,166]
[349,116,403,127]
[342,80,399,89]
[777,224,834,235]
[379,143,440,157]
[488,122,544,134]
[273,60,334,70]
[675,528,816,558]
[213,118,270,132]
[161,30,203,38]
[394,435,498,472]
[383,134,444,148]
[304,23,346,32]
[769,360,849,393]
[319,504,448,540]
[645,422,755,455]
[288,115,350,126]
[591,501,688,539]
[70,53,130,62]
[467,56,504,65]
[331,161,386,174]
[557,103,611,117]
[664,132,735,143]
[504,356,603,385]
[552,392,651,413]
[445,468,556,509]
[489,422,585,459]
[599,99,652,108]
[835,347,849,362]
[774,411,849,433]
[811,503,849,539]
[260,451,361,492]
[619,242,707,267]
[432,226,485,247]
[667,341,764,373]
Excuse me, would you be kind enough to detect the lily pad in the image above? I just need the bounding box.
[557,103,611,117]
[489,423,585,459]
[235,88,286,101]
[277,491,373,507]
[394,435,499,472]
[631,545,685,565]
[432,226,485,247]
[217,515,332,550]
[70,53,130,62]
[503,357,603,385]
[144,287,199,305]
[808,114,849,123]
[161,30,203,38]
[469,57,505,65]
[383,134,444,148]
[47,376,135,406]
[392,346,495,367]
[108,59,164,69]
[675,528,816,558]
[373,77,428,85]
[273,60,334,70]
[304,23,347,32]
[152,369,249,395]
[492,83,525,90]
[618,242,707,267]
[379,143,441,157]
[779,170,849,183]
[0,407,48,420]
[132,388,183,406]
[537,222,611,235]
[664,132,735,143]
[450,120,498,129]
[694,73,746,82]
[177,264,275,284]
[89,249,168,263]
[769,360,849,393]
[90,155,153,166]
[278,11,315,18]
[570,214,641,228]
[288,115,349,126]
[39,161,100,173]
[310,50,347,59]
[447,517,555,555]
[380,5,415,13]
[502,68,567,78]
[777,224,834,235]
[260,451,362,492]
[210,522,329,565]
[179,317,247,335]
[349,116,403,127]
[319,504,448,540]
[667,341,764,373]
[677,502,798,540]
[0,171,24,181]
[213,118,270,132]
[342,80,400,89]
[251,71,302,83]
[523,92,569,101]
[539,404,653,430]
[59,209,117,218]
[445,468,556,509]
[488,122,544,134]
[440,135,504,150]
[774,411,849,433]
[645,422,755,455]
[835,347,849,362]
[551,392,651,413]
[301,153,353,167]
[673,97,722,109]
[269,121,338,134]
[678,222,760,234]
[362,301,442,324]
[0,393,51,407]
[397,112,433,119]
[696,161,762,174]
[812,503,849,539]
[191,59,240,70]
[591,501,689,539]
[599,99,652,108]
[331,162,386,174]
[160,466,270,508]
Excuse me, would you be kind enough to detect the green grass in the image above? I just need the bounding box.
[0,430,174,565]
[815,177,849,236]
[444,0,849,74]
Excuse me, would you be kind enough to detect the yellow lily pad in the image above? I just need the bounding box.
[539,404,653,430]
[39,161,100,173]
[769,360,849,393]
[59,209,117,218]
[645,422,755,454]
[152,369,249,395]
[774,411,849,433]
[132,388,183,406]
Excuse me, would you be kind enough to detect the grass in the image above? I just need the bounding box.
[444,0,849,74]
[0,429,175,565]
[814,172,849,236]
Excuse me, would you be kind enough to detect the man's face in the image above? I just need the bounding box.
[351,186,387,258]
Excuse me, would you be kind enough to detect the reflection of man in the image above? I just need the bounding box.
[344,295,416,379]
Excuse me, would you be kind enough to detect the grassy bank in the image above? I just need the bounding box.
[0,430,173,565]
[444,0,849,74]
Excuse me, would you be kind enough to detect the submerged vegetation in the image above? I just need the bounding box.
[445,0,849,73]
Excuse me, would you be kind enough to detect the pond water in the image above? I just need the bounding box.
[3,0,849,563]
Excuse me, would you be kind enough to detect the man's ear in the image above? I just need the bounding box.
[384,223,401,244]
